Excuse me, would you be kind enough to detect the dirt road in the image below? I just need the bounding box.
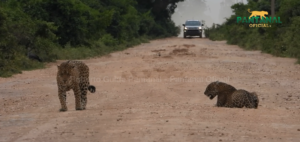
[1,38,300,142]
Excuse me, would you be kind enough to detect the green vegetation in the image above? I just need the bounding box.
[206,0,300,63]
[0,0,183,77]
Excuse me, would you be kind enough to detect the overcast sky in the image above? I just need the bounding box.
[171,0,247,36]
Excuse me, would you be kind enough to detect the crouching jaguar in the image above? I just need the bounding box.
[204,81,259,109]
[56,60,96,111]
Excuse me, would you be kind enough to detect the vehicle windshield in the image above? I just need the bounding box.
[185,21,201,26]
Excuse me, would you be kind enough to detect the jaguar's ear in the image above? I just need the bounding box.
[57,65,60,69]
[214,81,219,91]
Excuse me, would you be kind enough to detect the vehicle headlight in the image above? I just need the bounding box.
[199,27,202,30]
[184,27,187,30]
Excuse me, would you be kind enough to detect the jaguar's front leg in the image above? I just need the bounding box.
[58,89,68,112]
[216,95,226,107]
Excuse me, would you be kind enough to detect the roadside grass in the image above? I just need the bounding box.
[0,36,150,77]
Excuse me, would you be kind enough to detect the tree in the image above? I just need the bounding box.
[271,0,275,17]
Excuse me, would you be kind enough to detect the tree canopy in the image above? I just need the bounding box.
[0,0,183,77]
[207,0,300,63]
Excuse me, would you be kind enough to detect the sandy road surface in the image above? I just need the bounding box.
[1,38,300,142]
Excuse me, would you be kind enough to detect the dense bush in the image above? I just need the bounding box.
[0,0,182,77]
[206,0,300,63]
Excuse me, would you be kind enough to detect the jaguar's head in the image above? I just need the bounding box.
[57,61,75,86]
[204,81,220,100]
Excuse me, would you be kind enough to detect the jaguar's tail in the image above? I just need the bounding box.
[251,92,259,108]
[248,9,252,13]
[88,85,96,93]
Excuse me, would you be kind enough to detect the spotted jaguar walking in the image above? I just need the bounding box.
[56,60,96,111]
